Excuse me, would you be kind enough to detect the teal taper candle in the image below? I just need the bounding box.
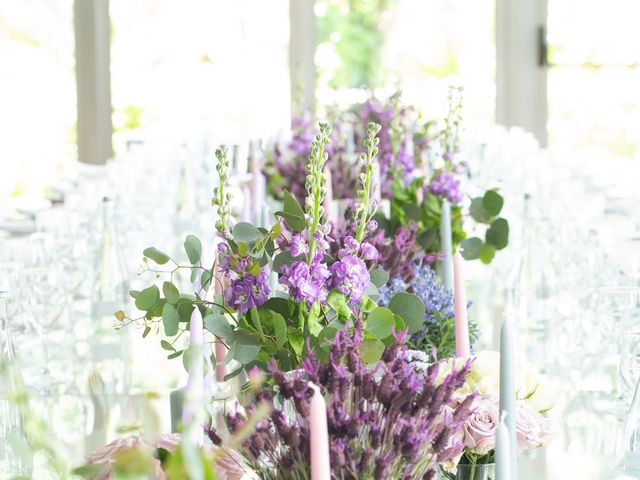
[499,317,517,478]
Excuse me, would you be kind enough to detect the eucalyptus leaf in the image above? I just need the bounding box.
[483,190,504,217]
[479,243,496,264]
[469,198,492,224]
[369,268,389,288]
[163,281,180,304]
[203,313,233,342]
[160,340,175,351]
[231,332,261,364]
[307,301,323,336]
[263,297,291,320]
[361,338,385,364]
[162,303,179,337]
[232,222,263,244]
[143,247,171,265]
[388,292,425,335]
[365,307,395,339]
[258,308,287,347]
[184,234,202,264]
[460,237,483,260]
[135,285,159,311]
[485,218,509,250]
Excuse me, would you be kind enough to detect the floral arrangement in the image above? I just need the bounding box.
[216,323,475,480]
[438,351,552,476]
[379,263,480,358]
[117,122,428,376]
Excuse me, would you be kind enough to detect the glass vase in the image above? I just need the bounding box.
[440,463,495,480]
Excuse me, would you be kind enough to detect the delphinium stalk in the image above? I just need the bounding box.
[305,123,332,264]
[354,122,382,243]
[442,86,464,169]
[212,146,232,237]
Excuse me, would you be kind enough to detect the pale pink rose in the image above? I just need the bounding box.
[155,433,181,452]
[516,402,551,452]
[86,435,163,480]
[462,395,499,456]
[155,433,246,480]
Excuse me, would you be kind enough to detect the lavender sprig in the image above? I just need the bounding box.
[225,323,474,479]
[213,146,231,237]
[354,122,381,243]
[305,123,332,264]
[442,86,464,167]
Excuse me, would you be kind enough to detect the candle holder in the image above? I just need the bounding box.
[440,463,495,480]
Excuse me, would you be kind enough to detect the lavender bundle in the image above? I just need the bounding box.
[222,322,474,480]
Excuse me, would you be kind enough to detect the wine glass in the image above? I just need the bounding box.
[19,267,67,390]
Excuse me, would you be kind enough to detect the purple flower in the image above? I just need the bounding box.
[360,242,378,261]
[224,270,270,313]
[329,254,370,304]
[290,234,308,258]
[428,171,463,204]
[280,254,330,306]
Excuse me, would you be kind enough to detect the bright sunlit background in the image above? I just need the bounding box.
[1,0,639,196]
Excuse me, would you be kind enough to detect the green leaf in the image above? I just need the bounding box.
[318,323,340,349]
[162,303,180,337]
[361,338,385,364]
[370,268,389,288]
[273,251,295,273]
[288,328,305,357]
[167,350,183,360]
[250,307,265,340]
[163,281,180,304]
[365,307,395,339]
[143,246,171,265]
[203,313,233,342]
[327,290,351,319]
[224,366,245,382]
[460,237,483,260]
[469,197,492,224]
[160,340,175,352]
[135,285,159,311]
[200,270,212,291]
[258,308,287,347]
[483,190,504,217]
[485,218,509,250]
[263,297,291,320]
[479,243,496,264]
[72,465,103,477]
[276,191,306,231]
[232,332,261,364]
[232,222,263,244]
[143,326,151,338]
[176,299,195,323]
[129,290,140,299]
[184,234,202,264]
[307,301,323,336]
[388,292,425,335]
[393,315,406,333]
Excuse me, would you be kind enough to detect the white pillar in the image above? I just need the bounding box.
[74,0,113,164]
[289,0,316,117]
[496,0,548,146]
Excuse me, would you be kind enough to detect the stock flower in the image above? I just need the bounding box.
[224,270,270,313]
[329,254,370,304]
[280,254,330,306]
[290,234,308,258]
[428,171,463,204]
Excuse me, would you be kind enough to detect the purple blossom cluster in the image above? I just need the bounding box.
[221,322,474,480]
[281,228,378,307]
[428,171,463,204]
[218,242,270,314]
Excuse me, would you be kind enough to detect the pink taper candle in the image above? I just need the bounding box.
[308,383,331,480]
[453,251,471,357]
